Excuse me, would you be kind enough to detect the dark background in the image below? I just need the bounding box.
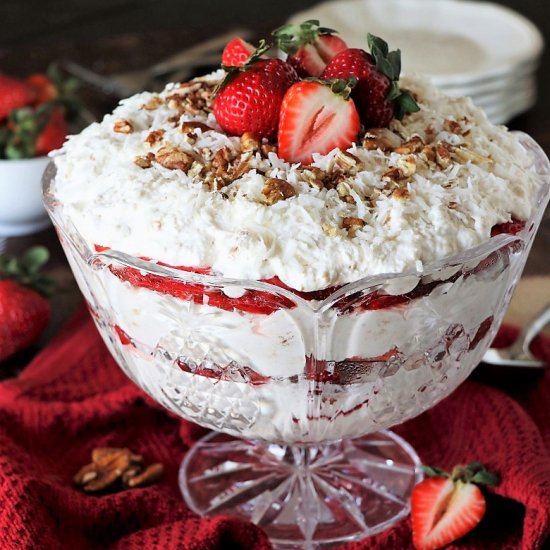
[0,0,548,373]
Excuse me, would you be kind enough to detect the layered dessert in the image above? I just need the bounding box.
[48,24,544,443]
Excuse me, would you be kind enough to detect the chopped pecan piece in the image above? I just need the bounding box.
[240,132,260,152]
[144,129,165,146]
[142,96,163,111]
[362,128,402,151]
[419,145,436,163]
[134,152,155,169]
[396,156,416,177]
[392,188,410,200]
[113,119,134,134]
[260,143,278,156]
[342,217,366,234]
[299,166,326,190]
[382,167,405,182]
[262,178,296,205]
[336,181,355,203]
[334,151,361,173]
[180,121,213,134]
[156,146,193,171]
[448,201,457,209]
[394,135,424,155]
[435,142,453,169]
[443,119,464,135]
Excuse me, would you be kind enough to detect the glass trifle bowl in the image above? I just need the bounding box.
[43,132,550,548]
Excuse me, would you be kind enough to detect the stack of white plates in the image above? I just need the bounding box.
[288,0,544,124]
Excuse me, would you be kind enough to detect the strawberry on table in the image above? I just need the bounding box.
[0,246,54,362]
[273,19,348,77]
[213,42,298,139]
[411,462,500,550]
[221,37,256,67]
[322,34,419,128]
[278,78,360,165]
[0,74,33,120]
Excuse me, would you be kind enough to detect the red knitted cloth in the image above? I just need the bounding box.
[1,307,550,550]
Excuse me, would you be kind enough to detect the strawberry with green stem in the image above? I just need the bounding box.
[213,41,298,139]
[322,33,419,127]
[273,19,348,77]
[411,462,500,550]
[0,246,54,362]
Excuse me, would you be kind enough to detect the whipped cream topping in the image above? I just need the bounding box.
[52,70,539,291]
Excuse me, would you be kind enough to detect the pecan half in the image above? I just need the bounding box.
[262,178,296,205]
[74,447,162,494]
[113,119,134,134]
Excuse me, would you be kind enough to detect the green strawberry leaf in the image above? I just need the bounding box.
[273,19,338,54]
[366,33,420,120]
[0,246,55,297]
[20,246,50,274]
[422,465,449,478]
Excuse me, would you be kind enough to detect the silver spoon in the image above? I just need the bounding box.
[482,304,550,368]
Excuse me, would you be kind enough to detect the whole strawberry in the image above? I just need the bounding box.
[322,34,419,128]
[0,75,33,120]
[411,462,499,550]
[273,19,348,77]
[213,42,298,139]
[0,247,54,362]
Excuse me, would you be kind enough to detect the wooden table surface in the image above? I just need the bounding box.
[1,0,549,377]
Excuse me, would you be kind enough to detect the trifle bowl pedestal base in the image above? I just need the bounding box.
[179,430,423,548]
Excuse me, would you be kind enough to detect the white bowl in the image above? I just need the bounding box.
[0,156,51,236]
[287,0,544,85]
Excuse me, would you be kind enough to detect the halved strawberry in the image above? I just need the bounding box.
[278,78,360,165]
[273,19,348,77]
[412,462,499,550]
[221,37,256,67]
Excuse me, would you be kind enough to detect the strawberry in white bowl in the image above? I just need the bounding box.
[0,66,79,236]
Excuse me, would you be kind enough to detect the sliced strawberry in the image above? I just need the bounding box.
[221,37,256,67]
[490,220,525,237]
[278,78,360,165]
[273,20,348,77]
[412,463,499,550]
